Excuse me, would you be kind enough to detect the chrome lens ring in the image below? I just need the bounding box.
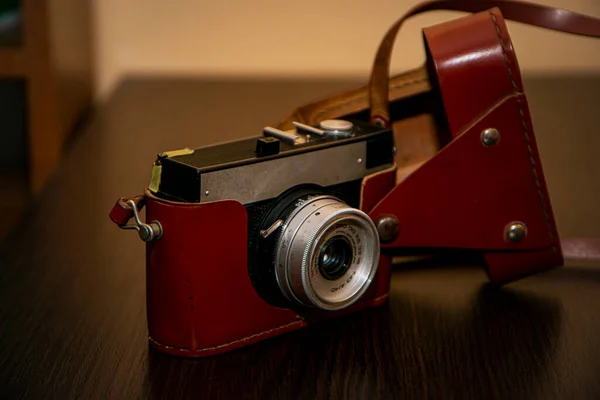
[274,195,380,310]
[274,196,341,305]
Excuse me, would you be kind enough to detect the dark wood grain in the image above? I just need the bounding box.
[0,75,599,399]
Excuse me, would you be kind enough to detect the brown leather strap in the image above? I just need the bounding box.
[369,0,600,126]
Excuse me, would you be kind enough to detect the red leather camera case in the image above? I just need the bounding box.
[369,8,562,283]
[109,4,578,357]
[142,175,393,357]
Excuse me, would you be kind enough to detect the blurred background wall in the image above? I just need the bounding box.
[92,0,600,99]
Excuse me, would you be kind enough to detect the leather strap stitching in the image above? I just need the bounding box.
[488,11,555,243]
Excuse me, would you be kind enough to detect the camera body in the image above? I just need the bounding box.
[138,120,397,357]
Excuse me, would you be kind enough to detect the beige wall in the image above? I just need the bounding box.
[92,0,600,99]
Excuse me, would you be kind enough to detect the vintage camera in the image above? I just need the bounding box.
[110,112,563,357]
[111,119,398,357]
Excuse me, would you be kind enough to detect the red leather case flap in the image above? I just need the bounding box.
[369,8,563,283]
[423,7,525,137]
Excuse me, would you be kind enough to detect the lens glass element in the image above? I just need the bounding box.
[319,236,353,280]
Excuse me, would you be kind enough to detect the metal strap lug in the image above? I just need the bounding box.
[121,199,163,242]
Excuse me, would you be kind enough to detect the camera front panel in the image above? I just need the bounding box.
[246,180,363,308]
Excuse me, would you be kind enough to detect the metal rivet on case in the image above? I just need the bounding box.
[505,222,527,243]
[376,216,399,243]
[481,128,500,146]
[357,158,363,164]
[204,190,210,196]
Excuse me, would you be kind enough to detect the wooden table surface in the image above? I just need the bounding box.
[0,75,599,399]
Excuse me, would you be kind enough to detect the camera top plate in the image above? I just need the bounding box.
[152,119,394,203]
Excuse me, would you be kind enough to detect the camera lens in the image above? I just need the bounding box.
[273,195,380,311]
[319,236,353,280]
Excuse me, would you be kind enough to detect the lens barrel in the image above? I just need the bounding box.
[273,195,380,311]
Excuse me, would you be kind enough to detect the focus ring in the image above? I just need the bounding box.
[275,195,380,311]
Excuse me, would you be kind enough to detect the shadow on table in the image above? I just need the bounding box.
[141,276,562,399]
